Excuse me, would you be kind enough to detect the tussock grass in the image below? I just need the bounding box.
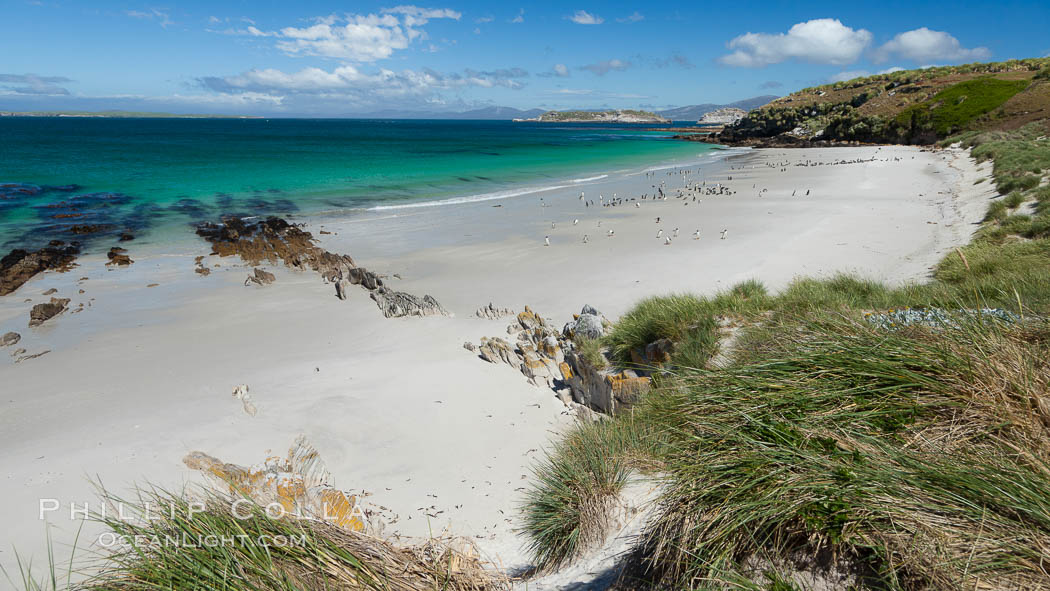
[523,121,1050,588]
[629,316,1050,590]
[574,336,608,369]
[521,417,660,572]
[15,488,503,591]
[952,122,1050,193]
[604,294,717,365]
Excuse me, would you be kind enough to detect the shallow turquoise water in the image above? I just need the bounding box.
[0,118,712,250]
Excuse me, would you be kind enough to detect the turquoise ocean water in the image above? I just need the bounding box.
[0,118,713,251]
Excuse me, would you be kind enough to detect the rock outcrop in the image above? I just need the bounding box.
[475,302,513,320]
[244,267,276,286]
[29,297,70,327]
[0,242,79,296]
[466,304,651,415]
[370,287,449,318]
[0,332,20,347]
[183,436,368,533]
[106,246,133,266]
[196,217,447,318]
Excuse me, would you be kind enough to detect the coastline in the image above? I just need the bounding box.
[0,144,995,579]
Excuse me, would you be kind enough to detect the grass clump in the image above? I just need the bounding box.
[523,121,1050,589]
[628,317,1050,590]
[526,317,1050,589]
[521,418,658,571]
[604,294,717,365]
[1004,190,1027,209]
[15,487,503,591]
[574,336,607,369]
[954,122,1050,193]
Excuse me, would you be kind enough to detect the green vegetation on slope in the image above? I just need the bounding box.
[897,77,1030,136]
[720,57,1050,145]
[522,123,1050,589]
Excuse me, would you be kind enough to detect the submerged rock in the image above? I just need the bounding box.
[29,297,70,327]
[106,247,133,266]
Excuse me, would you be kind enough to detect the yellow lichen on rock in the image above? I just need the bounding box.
[559,361,573,380]
[182,436,366,533]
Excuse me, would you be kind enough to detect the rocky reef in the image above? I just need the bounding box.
[0,241,79,296]
[195,217,448,318]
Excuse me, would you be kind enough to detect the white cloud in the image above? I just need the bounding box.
[580,59,630,75]
[0,73,73,95]
[617,12,644,23]
[236,6,461,62]
[553,63,569,77]
[126,8,174,28]
[719,18,872,67]
[545,89,652,99]
[474,15,493,23]
[829,65,908,83]
[873,28,990,64]
[828,70,870,82]
[511,9,524,23]
[567,10,603,25]
[199,65,529,103]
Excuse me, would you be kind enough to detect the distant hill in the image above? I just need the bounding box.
[347,106,545,120]
[657,96,778,121]
[719,58,1050,145]
[347,99,784,121]
[0,110,256,118]
[518,109,669,123]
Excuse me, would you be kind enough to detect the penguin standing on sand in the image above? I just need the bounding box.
[544,236,550,246]
[720,229,728,240]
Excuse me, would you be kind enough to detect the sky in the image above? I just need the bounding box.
[2,0,1048,116]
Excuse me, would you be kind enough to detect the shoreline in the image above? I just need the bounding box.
[0,144,996,580]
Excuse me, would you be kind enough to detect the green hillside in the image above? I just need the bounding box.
[720,58,1050,145]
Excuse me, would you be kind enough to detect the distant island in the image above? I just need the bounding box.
[514,109,670,123]
[0,110,259,119]
[698,107,746,125]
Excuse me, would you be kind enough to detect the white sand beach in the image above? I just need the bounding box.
[0,145,996,582]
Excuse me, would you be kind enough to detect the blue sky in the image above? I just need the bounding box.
[2,0,1048,115]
